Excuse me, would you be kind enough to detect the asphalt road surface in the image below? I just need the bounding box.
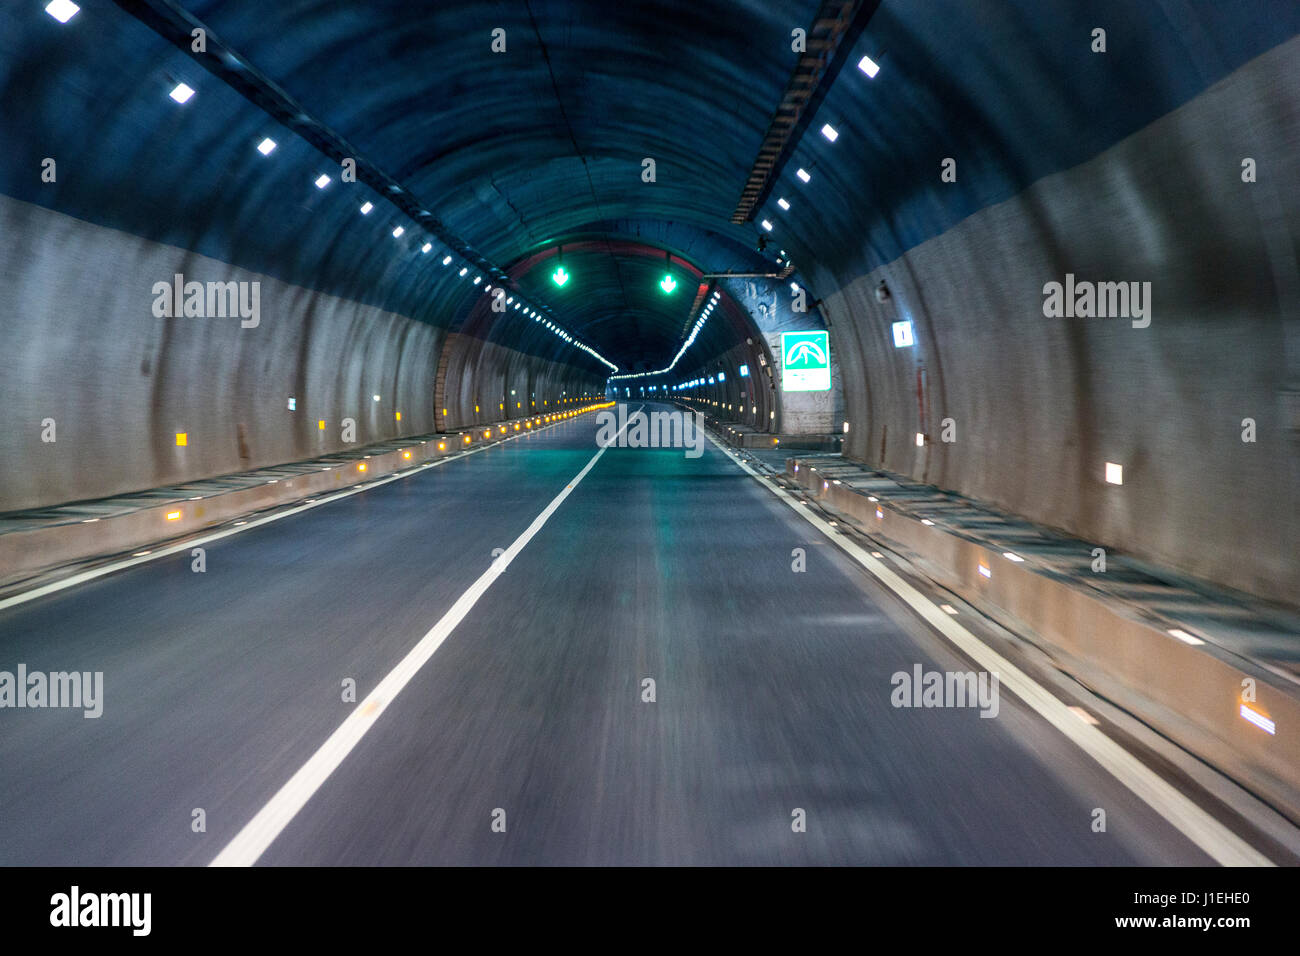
[0,404,1222,864]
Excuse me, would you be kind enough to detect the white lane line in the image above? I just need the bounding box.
[210,407,639,866]
[0,412,592,614]
[707,433,1274,867]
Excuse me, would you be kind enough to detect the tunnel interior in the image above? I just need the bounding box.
[3,0,1296,603]
[1,0,1299,873]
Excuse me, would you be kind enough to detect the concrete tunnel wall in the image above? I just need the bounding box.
[823,38,1300,606]
[670,338,779,431]
[437,332,599,428]
[0,193,605,513]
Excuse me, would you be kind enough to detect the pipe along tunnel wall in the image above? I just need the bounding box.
[0,193,604,513]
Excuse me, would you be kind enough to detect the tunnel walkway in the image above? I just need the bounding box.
[721,445,1300,682]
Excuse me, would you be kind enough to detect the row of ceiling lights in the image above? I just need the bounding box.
[760,52,881,238]
[608,43,886,385]
[606,289,722,382]
[42,0,618,375]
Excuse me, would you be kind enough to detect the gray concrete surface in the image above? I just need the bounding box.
[0,194,602,514]
[823,37,1300,606]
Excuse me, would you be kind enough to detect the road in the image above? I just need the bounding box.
[0,404,1220,864]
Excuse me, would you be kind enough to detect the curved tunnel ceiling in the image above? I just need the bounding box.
[179,0,813,375]
[2,1,1296,379]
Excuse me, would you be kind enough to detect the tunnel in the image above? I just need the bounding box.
[1,0,1299,892]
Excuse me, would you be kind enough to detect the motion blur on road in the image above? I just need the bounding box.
[1,0,1298,874]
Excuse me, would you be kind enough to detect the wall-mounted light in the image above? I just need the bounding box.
[45,1,80,23]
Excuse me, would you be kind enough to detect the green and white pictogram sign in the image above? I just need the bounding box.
[780,330,831,391]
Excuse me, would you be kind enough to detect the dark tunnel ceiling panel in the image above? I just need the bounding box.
[2,1,1298,372]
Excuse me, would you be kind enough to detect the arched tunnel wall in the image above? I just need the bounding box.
[0,193,603,513]
[437,333,599,428]
[826,38,1300,605]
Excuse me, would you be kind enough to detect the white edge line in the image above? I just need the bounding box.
[0,411,597,614]
[209,406,637,866]
[706,432,1274,868]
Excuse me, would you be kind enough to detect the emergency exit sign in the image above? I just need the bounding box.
[781,330,831,391]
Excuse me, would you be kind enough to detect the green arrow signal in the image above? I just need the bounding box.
[552,266,570,287]
[659,274,677,294]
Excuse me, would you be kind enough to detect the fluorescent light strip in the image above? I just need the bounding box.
[1240,704,1276,735]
